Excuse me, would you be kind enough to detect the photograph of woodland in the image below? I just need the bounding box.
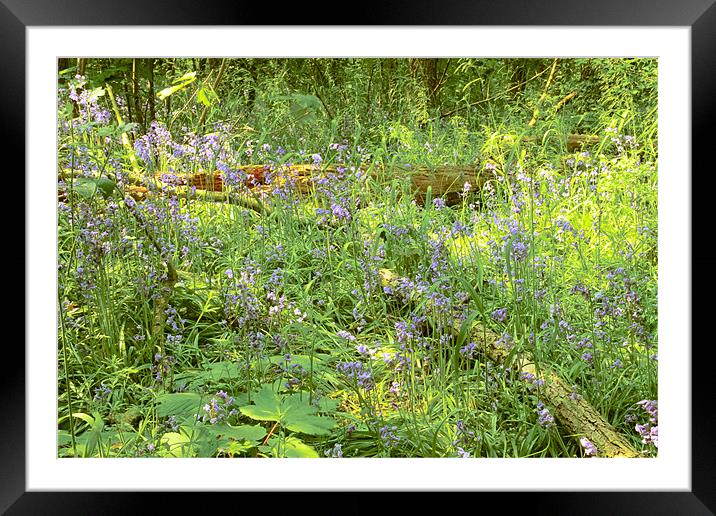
[57,58,658,458]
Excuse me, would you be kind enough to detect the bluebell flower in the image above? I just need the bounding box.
[536,401,555,428]
[491,308,508,322]
[580,437,597,456]
[337,330,356,341]
[325,443,343,458]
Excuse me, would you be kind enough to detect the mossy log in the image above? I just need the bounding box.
[389,164,493,205]
[151,163,496,207]
[378,268,640,458]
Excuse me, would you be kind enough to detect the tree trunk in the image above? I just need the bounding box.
[132,58,145,131]
[147,58,155,125]
[421,58,441,107]
[58,58,71,71]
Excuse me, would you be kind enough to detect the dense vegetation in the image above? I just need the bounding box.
[57,57,658,458]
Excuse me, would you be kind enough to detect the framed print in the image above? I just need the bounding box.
[6,0,713,513]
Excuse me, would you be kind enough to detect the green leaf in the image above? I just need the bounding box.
[282,393,335,435]
[316,396,340,412]
[88,87,105,103]
[85,412,105,457]
[263,436,319,458]
[157,84,185,100]
[201,361,243,382]
[72,178,98,199]
[239,384,282,422]
[158,431,194,458]
[284,413,335,436]
[155,392,204,419]
[240,385,335,436]
[225,440,257,455]
[206,423,266,443]
[71,177,117,199]
[94,178,117,198]
[267,354,325,371]
[71,412,96,425]
[157,72,197,100]
[275,92,323,125]
[197,86,218,107]
[174,71,197,83]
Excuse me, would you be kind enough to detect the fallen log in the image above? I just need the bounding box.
[151,163,497,207]
[378,267,641,458]
[389,164,492,205]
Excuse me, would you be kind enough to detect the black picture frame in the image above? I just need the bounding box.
[5,1,712,513]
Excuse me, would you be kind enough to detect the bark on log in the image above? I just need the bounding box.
[378,267,641,458]
[390,164,492,205]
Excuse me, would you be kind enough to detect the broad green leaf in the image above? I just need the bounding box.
[291,93,322,110]
[197,86,218,107]
[239,384,282,422]
[207,423,266,443]
[71,412,95,425]
[275,93,323,124]
[284,413,335,436]
[71,177,117,199]
[197,88,210,106]
[201,361,243,382]
[174,71,197,83]
[155,392,204,418]
[316,396,340,412]
[225,440,257,455]
[84,412,105,457]
[88,87,105,103]
[72,178,98,199]
[157,84,186,100]
[157,72,197,100]
[263,436,319,458]
[94,178,117,198]
[158,431,194,458]
[240,385,335,436]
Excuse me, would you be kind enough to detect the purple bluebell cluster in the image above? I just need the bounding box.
[200,390,238,425]
[519,372,545,388]
[379,425,400,448]
[93,382,112,401]
[491,307,508,323]
[634,399,658,448]
[579,437,597,457]
[536,401,555,428]
[336,361,373,391]
[452,420,480,458]
[324,443,343,458]
[337,330,356,341]
[152,353,176,383]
